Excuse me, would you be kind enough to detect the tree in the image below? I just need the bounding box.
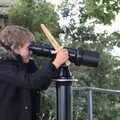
[7,0,60,41]
[85,0,120,24]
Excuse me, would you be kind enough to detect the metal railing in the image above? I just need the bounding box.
[48,87,120,120]
[72,87,120,120]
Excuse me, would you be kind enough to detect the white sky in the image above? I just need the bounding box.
[95,13,120,34]
[47,0,62,5]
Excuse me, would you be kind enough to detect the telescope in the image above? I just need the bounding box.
[29,41,100,67]
[29,40,100,120]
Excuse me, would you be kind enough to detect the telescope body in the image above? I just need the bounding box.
[29,41,100,67]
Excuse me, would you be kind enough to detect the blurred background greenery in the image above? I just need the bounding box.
[0,0,120,119]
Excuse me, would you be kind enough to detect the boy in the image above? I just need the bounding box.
[0,25,69,120]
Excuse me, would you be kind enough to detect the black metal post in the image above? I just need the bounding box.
[87,89,93,120]
[54,66,77,120]
[56,81,72,120]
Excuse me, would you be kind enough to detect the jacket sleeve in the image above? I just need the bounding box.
[25,60,52,90]
[0,61,58,89]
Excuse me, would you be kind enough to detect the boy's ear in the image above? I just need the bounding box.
[11,45,20,54]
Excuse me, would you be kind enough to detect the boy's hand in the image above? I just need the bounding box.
[52,48,69,69]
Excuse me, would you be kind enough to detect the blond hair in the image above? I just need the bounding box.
[0,25,35,48]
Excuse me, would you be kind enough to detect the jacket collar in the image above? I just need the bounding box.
[0,43,19,61]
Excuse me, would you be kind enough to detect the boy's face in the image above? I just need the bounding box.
[13,42,32,63]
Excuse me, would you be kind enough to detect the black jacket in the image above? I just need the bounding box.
[0,44,57,120]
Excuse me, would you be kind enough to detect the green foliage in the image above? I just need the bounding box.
[73,90,88,120]
[85,0,120,24]
[7,0,60,41]
[93,93,120,120]
[111,32,120,47]
[40,90,56,120]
